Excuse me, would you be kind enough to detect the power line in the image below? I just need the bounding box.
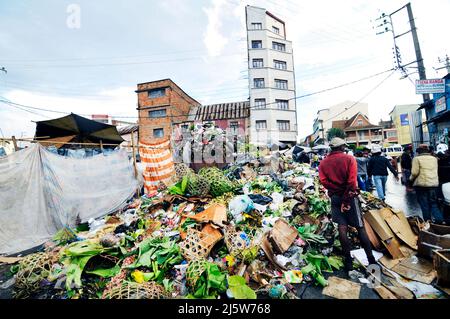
[0,68,395,120]
[324,70,396,123]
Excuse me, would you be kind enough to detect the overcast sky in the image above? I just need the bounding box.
[1,0,449,140]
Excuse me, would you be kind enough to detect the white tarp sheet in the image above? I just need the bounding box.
[0,144,140,254]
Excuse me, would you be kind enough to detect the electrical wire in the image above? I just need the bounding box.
[0,68,395,121]
[323,70,396,123]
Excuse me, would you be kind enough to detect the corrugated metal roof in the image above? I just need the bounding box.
[193,101,250,121]
[117,124,138,135]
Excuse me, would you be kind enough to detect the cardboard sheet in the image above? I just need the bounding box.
[322,276,361,299]
[269,218,298,253]
[384,209,418,250]
[391,256,436,284]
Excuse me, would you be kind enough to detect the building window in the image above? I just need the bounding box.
[254,78,265,88]
[274,60,287,70]
[272,26,280,34]
[251,40,262,49]
[387,131,397,138]
[254,98,266,109]
[252,58,263,68]
[277,120,290,131]
[149,109,167,118]
[357,119,363,126]
[153,128,164,138]
[255,120,267,130]
[148,88,166,98]
[276,99,289,110]
[275,79,288,90]
[230,121,239,135]
[272,41,285,51]
[251,22,262,30]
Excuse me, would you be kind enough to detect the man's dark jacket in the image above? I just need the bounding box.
[368,155,398,177]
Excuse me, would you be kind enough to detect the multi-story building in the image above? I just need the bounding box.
[389,104,424,147]
[246,5,297,145]
[311,101,368,145]
[332,112,383,147]
[136,79,201,144]
[379,120,399,145]
[419,73,450,146]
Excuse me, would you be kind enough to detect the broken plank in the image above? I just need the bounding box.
[374,286,397,299]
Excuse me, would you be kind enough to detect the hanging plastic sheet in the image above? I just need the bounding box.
[0,144,140,254]
[139,139,176,194]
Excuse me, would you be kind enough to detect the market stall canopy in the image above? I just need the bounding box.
[35,113,124,148]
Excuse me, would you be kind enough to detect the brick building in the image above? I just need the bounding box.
[332,112,383,147]
[136,79,201,143]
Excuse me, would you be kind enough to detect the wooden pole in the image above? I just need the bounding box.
[130,130,140,198]
[11,136,19,151]
[130,130,138,179]
[100,140,104,153]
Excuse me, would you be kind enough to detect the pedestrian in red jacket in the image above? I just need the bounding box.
[319,138,377,273]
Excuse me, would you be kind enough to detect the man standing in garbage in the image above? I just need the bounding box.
[367,144,399,202]
[410,144,444,224]
[319,137,377,274]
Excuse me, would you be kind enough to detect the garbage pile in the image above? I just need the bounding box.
[4,152,446,299]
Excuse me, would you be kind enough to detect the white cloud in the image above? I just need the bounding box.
[202,0,230,57]
[0,87,137,138]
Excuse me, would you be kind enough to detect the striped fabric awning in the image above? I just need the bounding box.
[139,139,175,194]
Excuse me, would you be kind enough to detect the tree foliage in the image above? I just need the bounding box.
[327,128,346,141]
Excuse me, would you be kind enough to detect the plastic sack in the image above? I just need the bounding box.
[228,195,254,223]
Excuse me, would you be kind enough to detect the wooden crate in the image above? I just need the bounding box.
[433,249,450,287]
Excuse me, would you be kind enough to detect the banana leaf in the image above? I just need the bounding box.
[297,224,328,244]
[86,265,121,278]
[191,262,227,299]
[228,275,257,299]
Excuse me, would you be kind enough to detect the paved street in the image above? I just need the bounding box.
[382,174,422,218]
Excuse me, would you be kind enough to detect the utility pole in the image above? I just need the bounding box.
[375,2,429,145]
[435,54,450,74]
[406,2,429,102]
[375,2,429,102]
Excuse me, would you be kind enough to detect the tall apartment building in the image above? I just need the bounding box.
[246,5,297,145]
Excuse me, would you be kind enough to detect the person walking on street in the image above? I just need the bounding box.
[368,144,399,201]
[410,144,444,224]
[355,151,369,191]
[400,146,413,191]
[319,138,377,274]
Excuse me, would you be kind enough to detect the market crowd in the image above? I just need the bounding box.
[293,140,450,226]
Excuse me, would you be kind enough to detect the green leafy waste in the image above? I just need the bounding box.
[227,275,256,299]
[307,195,331,218]
[168,175,189,195]
[297,223,328,244]
[125,237,182,283]
[181,218,198,232]
[301,252,343,287]
[60,241,115,291]
[188,262,227,299]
